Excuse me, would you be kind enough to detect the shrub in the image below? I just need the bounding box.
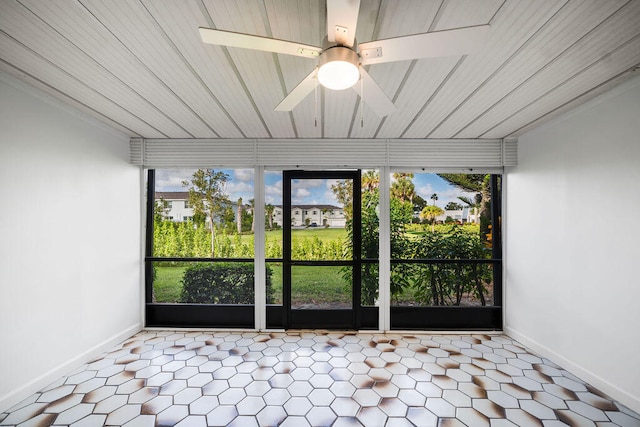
[407,225,492,306]
[180,263,274,304]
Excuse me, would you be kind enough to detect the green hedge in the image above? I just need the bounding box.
[180,263,274,304]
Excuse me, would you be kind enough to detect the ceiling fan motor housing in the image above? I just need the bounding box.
[317,46,360,90]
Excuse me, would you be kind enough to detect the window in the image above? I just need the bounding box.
[388,172,502,329]
[146,168,257,328]
[265,170,284,317]
[145,168,502,330]
[358,170,380,308]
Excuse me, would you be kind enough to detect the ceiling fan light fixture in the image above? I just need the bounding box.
[317,47,360,90]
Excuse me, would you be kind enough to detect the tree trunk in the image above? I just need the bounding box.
[236,203,242,234]
[479,176,491,242]
[210,224,215,258]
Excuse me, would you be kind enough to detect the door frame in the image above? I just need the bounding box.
[282,170,362,329]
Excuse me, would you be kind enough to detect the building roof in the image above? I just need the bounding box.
[278,205,342,210]
[154,194,341,210]
[155,191,190,200]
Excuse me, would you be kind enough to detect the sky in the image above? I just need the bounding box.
[155,169,477,208]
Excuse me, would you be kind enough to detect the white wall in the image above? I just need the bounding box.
[0,74,142,411]
[505,75,640,412]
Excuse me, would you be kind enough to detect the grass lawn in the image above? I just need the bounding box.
[264,227,347,243]
[154,263,349,305]
[271,264,350,306]
[240,227,348,242]
[153,261,486,306]
[290,227,347,240]
[154,265,187,302]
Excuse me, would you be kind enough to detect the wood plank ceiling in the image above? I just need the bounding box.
[1,0,639,140]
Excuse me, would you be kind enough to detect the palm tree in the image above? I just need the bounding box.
[236,197,243,234]
[458,195,481,223]
[362,170,380,193]
[265,204,275,229]
[391,173,416,203]
[438,173,491,239]
[430,193,438,206]
[249,198,255,232]
[420,205,444,232]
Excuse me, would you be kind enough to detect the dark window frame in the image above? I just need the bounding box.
[389,174,502,330]
[145,169,255,328]
[144,170,503,330]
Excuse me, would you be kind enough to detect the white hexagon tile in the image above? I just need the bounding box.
[1,331,639,426]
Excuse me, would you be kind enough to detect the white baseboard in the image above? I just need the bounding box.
[0,323,142,413]
[505,326,640,414]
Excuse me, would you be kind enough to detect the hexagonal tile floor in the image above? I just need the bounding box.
[1,331,639,426]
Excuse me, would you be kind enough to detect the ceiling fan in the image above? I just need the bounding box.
[199,0,489,117]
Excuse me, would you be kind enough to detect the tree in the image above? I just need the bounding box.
[241,205,253,231]
[249,198,255,232]
[331,179,353,219]
[430,193,438,206]
[445,201,463,211]
[182,169,230,257]
[412,194,428,215]
[438,173,492,242]
[265,204,275,229]
[437,174,485,193]
[236,197,243,234]
[154,198,170,222]
[220,205,235,234]
[362,170,380,192]
[391,173,416,203]
[420,205,444,232]
[457,195,481,223]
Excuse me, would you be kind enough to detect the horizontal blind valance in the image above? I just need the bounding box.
[387,139,502,168]
[130,138,255,167]
[257,139,387,167]
[130,138,517,169]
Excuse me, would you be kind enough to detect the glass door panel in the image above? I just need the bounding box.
[283,170,361,329]
[291,265,352,310]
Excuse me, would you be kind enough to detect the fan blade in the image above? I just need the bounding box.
[275,69,319,111]
[359,25,490,65]
[199,27,321,58]
[352,68,396,117]
[326,0,361,47]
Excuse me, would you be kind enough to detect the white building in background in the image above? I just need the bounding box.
[436,206,479,224]
[155,192,193,222]
[155,192,346,228]
[272,205,346,228]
